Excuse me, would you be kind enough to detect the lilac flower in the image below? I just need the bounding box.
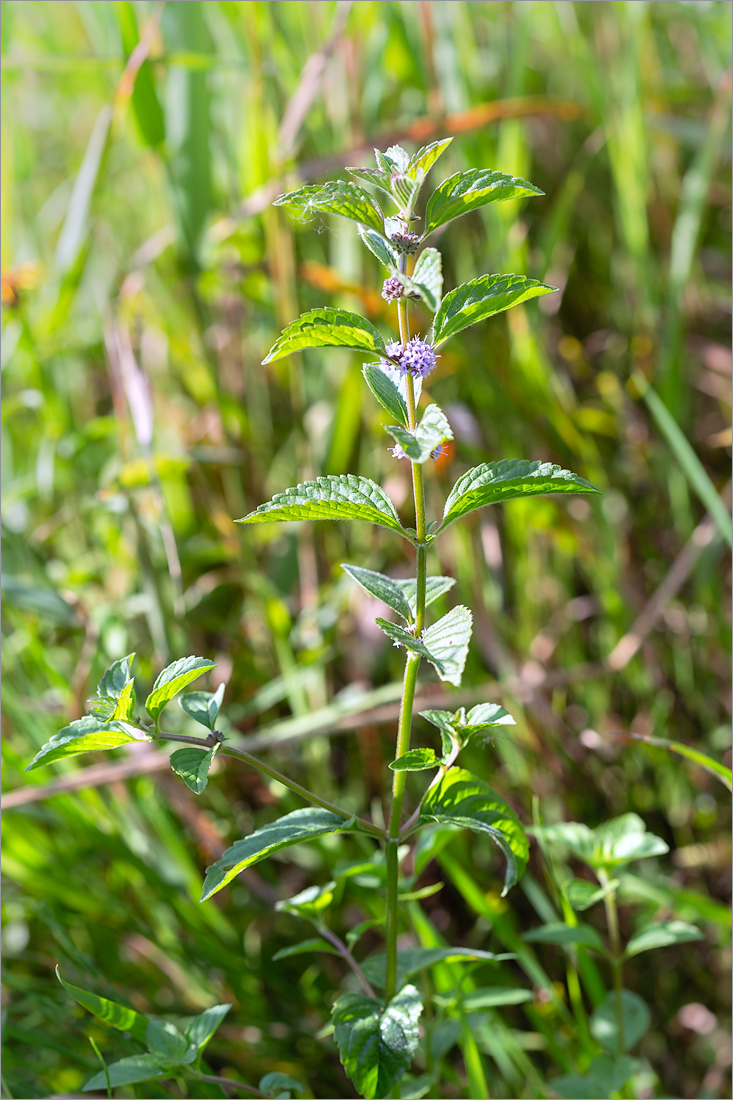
[430,442,448,462]
[397,336,438,379]
[381,276,404,302]
[390,443,408,460]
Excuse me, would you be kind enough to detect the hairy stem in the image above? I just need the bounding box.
[156,730,384,839]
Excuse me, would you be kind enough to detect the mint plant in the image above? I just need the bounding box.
[29,139,704,1099]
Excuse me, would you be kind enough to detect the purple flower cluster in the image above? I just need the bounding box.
[381,276,404,302]
[382,336,438,379]
[389,230,420,255]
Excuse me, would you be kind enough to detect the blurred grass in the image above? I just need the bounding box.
[1,2,731,1098]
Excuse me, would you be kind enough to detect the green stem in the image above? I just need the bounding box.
[156,731,384,840]
[601,875,625,1056]
[384,275,429,1023]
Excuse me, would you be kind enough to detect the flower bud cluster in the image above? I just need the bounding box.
[389,229,420,255]
[381,276,404,302]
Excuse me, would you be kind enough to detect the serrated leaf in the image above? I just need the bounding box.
[407,137,453,182]
[273,181,385,234]
[384,144,410,171]
[347,165,394,198]
[358,224,399,267]
[179,683,224,731]
[185,1004,231,1049]
[438,459,600,533]
[201,808,356,900]
[145,656,215,722]
[362,362,409,426]
[82,1054,167,1092]
[275,880,336,918]
[89,653,136,721]
[421,703,515,750]
[424,168,544,236]
[56,967,148,1044]
[361,947,502,990]
[262,307,386,365]
[237,474,407,537]
[377,605,472,687]
[390,748,440,772]
[397,575,455,618]
[523,921,606,952]
[146,1019,197,1065]
[95,652,136,700]
[332,984,422,1099]
[169,745,218,795]
[260,1072,304,1097]
[272,937,342,961]
[590,990,651,1054]
[432,273,555,346]
[419,768,529,894]
[625,920,703,958]
[342,563,414,622]
[408,248,443,312]
[391,172,420,212]
[386,404,453,464]
[532,815,669,874]
[27,716,150,771]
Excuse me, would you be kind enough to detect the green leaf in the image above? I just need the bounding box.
[361,947,503,990]
[438,458,600,534]
[27,716,150,771]
[625,920,703,958]
[376,605,472,687]
[362,362,409,426]
[88,653,137,721]
[201,808,356,900]
[424,168,544,236]
[385,404,453,464]
[347,165,393,199]
[342,563,414,622]
[169,745,218,795]
[114,2,165,148]
[185,1004,231,1049]
[275,880,336,919]
[531,815,669,872]
[332,984,423,1100]
[56,967,148,1044]
[145,1019,197,1065]
[82,1054,167,1092]
[397,575,456,618]
[421,703,515,749]
[259,1071,305,1097]
[145,656,215,722]
[590,990,651,1054]
[236,474,406,537]
[56,103,113,275]
[565,878,620,911]
[408,248,443,312]
[383,144,411,171]
[523,921,606,952]
[274,181,385,235]
[406,137,453,182]
[552,1056,640,1100]
[358,224,399,267]
[390,748,441,772]
[419,768,529,894]
[362,358,422,426]
[432,272,556,346]
[346,918,385,949]
[461,987,534,1011]
[272,937,341,961]
[179,684,224,731]
[263,307,386,365]
[391,172,420,213]
[615,731,733,791]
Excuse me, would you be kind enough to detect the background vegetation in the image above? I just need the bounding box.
[1,2,730,1097]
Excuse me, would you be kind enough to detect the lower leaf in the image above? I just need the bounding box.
[27,716,150,771]
[332,984,423,1100]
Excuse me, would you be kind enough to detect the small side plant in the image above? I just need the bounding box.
[28,139,706,1099]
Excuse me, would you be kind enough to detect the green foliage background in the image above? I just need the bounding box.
[1,2,730,1097]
